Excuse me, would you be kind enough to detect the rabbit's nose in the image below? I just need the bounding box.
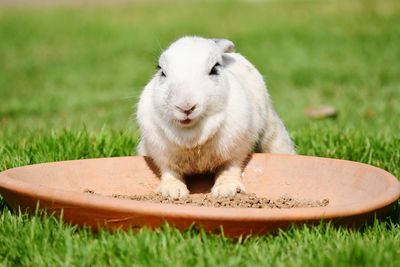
[175,104,197,115]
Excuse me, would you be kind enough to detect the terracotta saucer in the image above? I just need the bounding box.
[0,154,399,237]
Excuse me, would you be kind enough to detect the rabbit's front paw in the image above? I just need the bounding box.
[157,179,189,199]
[211,178,245,198]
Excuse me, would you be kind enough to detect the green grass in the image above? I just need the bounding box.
[0,0,399,266]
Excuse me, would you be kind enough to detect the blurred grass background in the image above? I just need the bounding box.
[1,0,399,132]
[0,0,399,266]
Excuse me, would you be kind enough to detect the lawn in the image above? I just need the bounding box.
[0,0,399,266]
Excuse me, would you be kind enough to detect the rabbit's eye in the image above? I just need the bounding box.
[209,62,220,75]
[157,65,166,77]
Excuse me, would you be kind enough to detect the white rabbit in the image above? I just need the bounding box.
[136,36,295,199]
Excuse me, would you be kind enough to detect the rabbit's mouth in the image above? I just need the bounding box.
[173,109,201,127]
[178,118,193,126]
[176,115,201,127]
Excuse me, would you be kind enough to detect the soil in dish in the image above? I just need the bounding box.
[84,190,329,209]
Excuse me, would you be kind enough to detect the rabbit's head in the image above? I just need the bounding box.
[151,37,235,130]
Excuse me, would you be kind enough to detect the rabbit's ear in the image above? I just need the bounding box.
[212,39,235,53]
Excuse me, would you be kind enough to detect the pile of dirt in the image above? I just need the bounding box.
[85,190,329,209]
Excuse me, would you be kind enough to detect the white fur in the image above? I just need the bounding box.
[137,36,295,199]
